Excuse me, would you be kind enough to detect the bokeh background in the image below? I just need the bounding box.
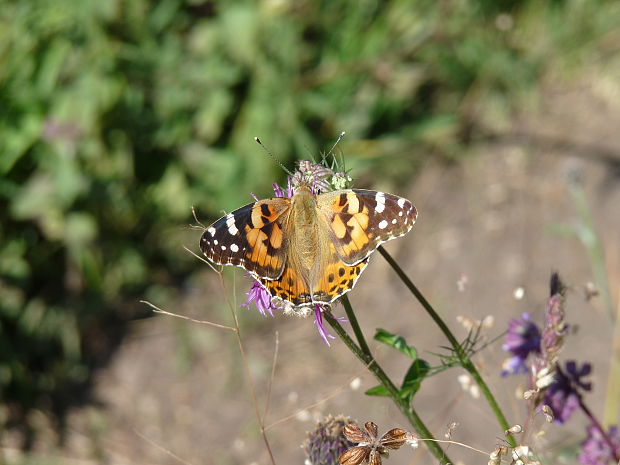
[2,0,620,464]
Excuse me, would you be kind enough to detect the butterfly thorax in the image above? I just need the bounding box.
[288,184,331,281]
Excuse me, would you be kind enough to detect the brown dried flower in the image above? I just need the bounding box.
[339,422,407,465]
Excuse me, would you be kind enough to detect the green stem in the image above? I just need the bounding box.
[377,246,516,447]
[324,312,452,465]
[341,295,372,357]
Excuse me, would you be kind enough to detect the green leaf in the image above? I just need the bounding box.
[365,385,390,397]
[374,328,417,360]
[400,359,431,402]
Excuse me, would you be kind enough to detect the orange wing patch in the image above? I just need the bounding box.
[200,198,290,280]
[311,243,370,303]
[319,190,417,265]
[258,264,312,306]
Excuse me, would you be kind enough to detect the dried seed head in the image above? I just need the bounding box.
[541,405,554,423]
[445,422,459,439]
[379,428,407,450]
[364,422,379,440]
[506,424,523,434]
[339,421,410,465]
[339,446,370,465]
[489,446,509,465]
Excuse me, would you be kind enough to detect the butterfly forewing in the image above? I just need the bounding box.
[318,189,417,265]
[200,198,291,279]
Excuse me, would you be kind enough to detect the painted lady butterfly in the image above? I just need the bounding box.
[200,179,417,309]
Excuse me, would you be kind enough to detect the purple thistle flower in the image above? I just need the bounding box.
[501,313,541,376]
[543,361,592,424]
[272,178,293,198]
[290,160,341,194]
[303,415,357,465]
[242,279,278,317]
[314,305,335,346]
[579,424,620,465]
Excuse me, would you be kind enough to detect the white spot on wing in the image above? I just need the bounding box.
[226,213,239,235]
[397,198,406,208]
[378,220,388,229]
[221,245,227,250]
[213,239,218,245]
[208,227,216,236]
[375,192,385,213]
[230,244,239,252]
[392,218,397,224]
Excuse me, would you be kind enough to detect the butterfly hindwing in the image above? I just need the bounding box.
[311,242,369,303]
[318,189,417,265]
[200,198,291,279]
[257,263,312,306]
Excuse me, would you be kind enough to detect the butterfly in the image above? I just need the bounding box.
[200,181,417,309]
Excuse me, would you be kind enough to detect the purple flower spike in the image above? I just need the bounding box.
[543,361,592,424]
[242,279,278,317]
[501,313,541,376]
[579,424,620,465]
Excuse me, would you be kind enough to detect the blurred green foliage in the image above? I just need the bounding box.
[1,0,618,444]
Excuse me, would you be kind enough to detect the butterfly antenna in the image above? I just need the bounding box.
[255,137,294,176]
[325,131,346,166]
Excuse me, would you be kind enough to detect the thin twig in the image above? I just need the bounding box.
[183,245,217,271]
[133,429,194,465]
[263,331,280,422]
[416,438,490,457]
[140,300,235,331]
[265,370,371,432]
[216,272,277,465]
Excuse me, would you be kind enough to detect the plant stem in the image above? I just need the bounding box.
[341,295,372,357]
[377,245,516,447]
[324,311,452,465]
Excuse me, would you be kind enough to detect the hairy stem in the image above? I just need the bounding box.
[324,312,451,465]
[377,246,516,447]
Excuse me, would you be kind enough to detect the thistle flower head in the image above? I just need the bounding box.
[289,159,352,194]
[303,415,357,465]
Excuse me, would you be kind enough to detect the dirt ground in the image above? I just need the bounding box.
[9,81,620,465]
